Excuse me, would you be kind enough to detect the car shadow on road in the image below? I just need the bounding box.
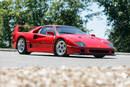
[30,54,116,59]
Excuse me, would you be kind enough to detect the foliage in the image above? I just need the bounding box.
[0,0,13,47]
[0,0,91,48]
[97,0,130,52]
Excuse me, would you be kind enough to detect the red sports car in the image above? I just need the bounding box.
[12,25,115,58]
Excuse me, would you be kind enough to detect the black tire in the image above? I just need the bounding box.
[94,55,105,58]
[54,39,68,56]
[17,37,31,55]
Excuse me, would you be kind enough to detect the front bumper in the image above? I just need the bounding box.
[67,46,115,55]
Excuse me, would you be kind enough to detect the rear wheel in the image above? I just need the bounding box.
[17,37,31,54]
[54,39,68,56]
[94,55,105,58]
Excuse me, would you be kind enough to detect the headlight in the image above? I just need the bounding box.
[107,43,114,48]
[75,42,86,47]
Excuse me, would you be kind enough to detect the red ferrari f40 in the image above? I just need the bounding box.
[12,25,115,58]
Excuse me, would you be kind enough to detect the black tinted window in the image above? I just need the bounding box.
[56,26,86,35]
[40,26,56,35]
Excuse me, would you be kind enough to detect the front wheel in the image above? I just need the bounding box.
[54,39,68,56]
[94,55,105,58]
[17,37,31,54]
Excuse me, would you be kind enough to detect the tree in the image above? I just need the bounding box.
[0,0,49,47]
[23,0,49,26]
[0,0,92,48]
[97,0,130,52]
[46,0,90,31]
[0,0,14,47]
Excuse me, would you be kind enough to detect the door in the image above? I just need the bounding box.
[32,26,56,52]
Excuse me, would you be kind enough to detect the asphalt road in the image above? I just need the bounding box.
[0,51,130,67]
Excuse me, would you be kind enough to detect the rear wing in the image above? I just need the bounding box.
[14,25,38,32]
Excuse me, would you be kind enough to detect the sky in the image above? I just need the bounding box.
[81,3,111,39]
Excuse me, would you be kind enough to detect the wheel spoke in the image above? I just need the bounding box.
[57,48,60,53]
[60,49,64,53]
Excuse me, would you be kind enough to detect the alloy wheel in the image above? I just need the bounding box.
[56,40,67,56]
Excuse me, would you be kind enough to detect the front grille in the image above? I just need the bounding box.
[89,50,109,54]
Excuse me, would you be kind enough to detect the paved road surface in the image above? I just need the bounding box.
[0,51,130,67]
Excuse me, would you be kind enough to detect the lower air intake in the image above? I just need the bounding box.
[89,50,109,54]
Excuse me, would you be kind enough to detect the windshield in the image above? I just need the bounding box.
[56,26,86,35]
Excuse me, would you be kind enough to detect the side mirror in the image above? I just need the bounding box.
[91,34,95,37]
[46,31,54,36]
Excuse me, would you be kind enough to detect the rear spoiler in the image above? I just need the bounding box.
[14,25,38,32]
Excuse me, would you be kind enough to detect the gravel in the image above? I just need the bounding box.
[0,66,130,87]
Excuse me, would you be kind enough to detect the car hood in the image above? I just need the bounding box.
[60,34,111,48]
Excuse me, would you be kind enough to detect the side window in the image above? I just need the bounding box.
[39,26,56,35]
[40,27,47,35]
